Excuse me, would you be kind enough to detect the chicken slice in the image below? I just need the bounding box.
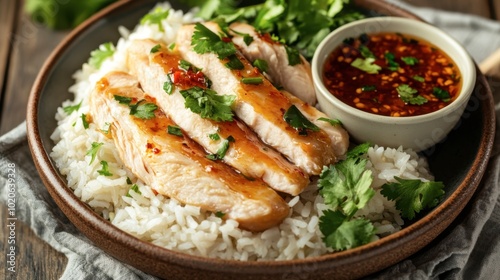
[89,71,289,231]
[229,22,317,105]
[177,23,349,174]
[126,39,310,195]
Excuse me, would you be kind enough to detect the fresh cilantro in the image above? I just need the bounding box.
[397,84,428,105]
[206,135,234,160]
[86,142,103,164]
[381,177,445,220]
[413,75,425,82]
[317,117,342,127]
[179,60,199,72]
[150,44,161,53]
[283,105,320,135]
[113,95,132,105]
[230,28,254,46]
[359,45,375,59]
[192,22,237,59]
[402,56,419,66]
[209,133,220,141]
[385,52,399,71]
[97,160,113,176]
[225,56,244,70]
[432,87,451,102]
[168,42,176,50]
[215,211,226,218]
[253,59,269,73]
[63,100,82,114]
[140,7,169,31]
[126,184,142,197]
[126,177,133,184]
[179,86,235,122]
[351,58,381,74]
[129,100,158,120]
[362,85,376,92]
[81,113,89,129]
[284,45,302,66]
[241,77,263,84]
[167,125,183,137]
[163,76,174,95]
[88,42,115,69]
[319,209,375,251]
[346,142,371,159]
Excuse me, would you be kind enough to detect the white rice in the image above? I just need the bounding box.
[50,3,434,260]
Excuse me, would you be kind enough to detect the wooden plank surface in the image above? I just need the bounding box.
[0,1,496,279]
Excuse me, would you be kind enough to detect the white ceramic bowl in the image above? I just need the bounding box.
[312,17,476,152]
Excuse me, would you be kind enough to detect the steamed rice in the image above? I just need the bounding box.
[50,3,434,261]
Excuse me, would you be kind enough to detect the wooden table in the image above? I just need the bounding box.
[1,0,499,278]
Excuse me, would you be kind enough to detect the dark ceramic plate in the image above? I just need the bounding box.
[26,0,495,279]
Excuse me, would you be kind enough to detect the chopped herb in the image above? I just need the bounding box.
[215,211,226,218]
[385,52,399,71]
[284,45,301,66]
[97,160,113,176]
[319,210,375,251]
[179,86,235,122]
[413,75,425,82]
[88,42,115,69]
[101,122,111,134]
[179,59,197,72]
[150,44,161,53]
[209,133,220,141]
[381,177,445,220]
[113,95,132,105]
[206,135,234,160]
[230,28,254,46]
[361,85,376,92]
[253,59,269,73]
[163,76,174,95]
[241,77,263,84]
[126,177,133,184]
[127,184,142,197]
[192,22,236,59]
[224,56,244,70]
[346,142,371,159]
[397,84,428,105]
[283,105,320,135]
[351,58,381,74]
[432,87,451,102]
[86,142,103,164]
[63,100,82,114]
[359,45,375,59]
[168,42,176,50]
[140,7,169,31]
[129,100,158,119]
[81,113,89,129]
[317,117,342,126]
[167,125,183,137]
[402,56,419,65]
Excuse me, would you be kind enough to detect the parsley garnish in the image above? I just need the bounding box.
[283,105,320,135]
[402,56,419,65]
[359,45,375,59]
[385,52,399,71]
[113,95,132,105]
[192,22,237,60]
[86,142,103,164]
[209,133,221,141]
[129,100,158,120]
[317,117,342,126]
[397,84,427,105]
[97,160,113,176]
[88,42,115,69]
[284,45,301,66]
[140,7,169,31]
[381,177,445,220]
[163,76,174,95]
[230,28,254,46]
[179,60,199,72]
[63,100,82,114]
[206,135,234,160]
[81,113,89,129]
[351,58,381,74]
[167,125,183,137]
[432,87,451,102]
[150,44,161,53]
[253,59,268,73]
[127,184,142,197]
[319,210,375,251]
[413,75,425,82]
[179,87,235,122]
[225,56,244,70]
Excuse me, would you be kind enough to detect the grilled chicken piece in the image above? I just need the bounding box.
[177,23,349,174]
[89,71,289,231]
[229,22,317,105]
[126,39,310,196]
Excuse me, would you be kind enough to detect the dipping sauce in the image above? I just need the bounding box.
[322,32,462,117]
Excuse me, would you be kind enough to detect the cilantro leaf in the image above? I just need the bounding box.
[432,87,451,102]
[192,22,236,59]
[346,142,371,159]
[413,75,425,82]
[206,135,234,160]
[381,177,445,220]
[283,105,320,135]
[179,87,235,122]
[317,117,342,127]
[397,84,428,105]
[88,42,115,69]
[320,210,375,251]
[81,113,89,129]
[129,100,158,120]
[359,45,375,59]
[86,142,103,164]
[167,125,183,137]
[402,56,419,65]
[362,85,376,92]
[150,44,161,53]
[253,59,269,73]
[163,76,174,95]
[351,58,381,74]
[126,184,141,197]
[284,45,302,66]
[209,133,220,141]
[97,160,113,176]
[63,100,82,114]
[319,157,375,216]
[385,52,399,71]
[215,211,226,218]
[113,95,132,105]
[140,7,169,31]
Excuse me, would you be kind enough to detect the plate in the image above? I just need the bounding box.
[26,0,496,279]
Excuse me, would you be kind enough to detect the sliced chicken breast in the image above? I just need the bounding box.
[89,71,289,231]
[229,22,317,105]
[126,39,310,195]
[177,23,349,174]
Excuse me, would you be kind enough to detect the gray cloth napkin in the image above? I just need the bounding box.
[2,1,500,279]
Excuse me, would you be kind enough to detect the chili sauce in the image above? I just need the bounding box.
[322,32,462,117]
